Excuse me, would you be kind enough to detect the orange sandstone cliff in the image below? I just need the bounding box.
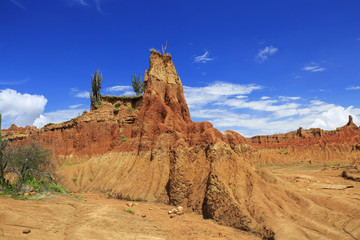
[2,51,360,239]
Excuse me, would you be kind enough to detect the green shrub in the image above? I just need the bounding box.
[125,208,135,214]
[3,143,52,188]
[128,106,135,112]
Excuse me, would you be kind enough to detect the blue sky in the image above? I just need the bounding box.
[1,0,360,136]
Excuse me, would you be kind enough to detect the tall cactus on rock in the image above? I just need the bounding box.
[0,114,8,186]
[90,69,103,110]
[131,72,144,96]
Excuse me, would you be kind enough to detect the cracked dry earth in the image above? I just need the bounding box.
[0,194,258,240]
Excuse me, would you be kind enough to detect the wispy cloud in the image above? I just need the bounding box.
[105,85,134,96]
[72,0,103,13]
[279,96,301,101]
[10,0,25,9]
[194,51,214,63]
[0,78,29,85]
[74,0,88,6]
[105,85,132,92]
[94,0,102,13]
[255,46,278,63]
[69,104,84,109]
[303,64,325,72]
[345,86,360,90]
[70,88,89,98]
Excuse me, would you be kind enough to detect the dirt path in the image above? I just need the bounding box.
[0,194,259,240]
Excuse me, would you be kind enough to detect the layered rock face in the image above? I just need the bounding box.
[3,51,360,239]
[248,115,360,150]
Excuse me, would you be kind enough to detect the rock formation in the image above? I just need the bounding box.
[2,51,360,239]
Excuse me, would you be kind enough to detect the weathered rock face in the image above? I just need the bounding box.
[3,52,360,239]
[247,115,360,150]
[3,96,142,156]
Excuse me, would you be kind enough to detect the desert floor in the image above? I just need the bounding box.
[0,163,359,240]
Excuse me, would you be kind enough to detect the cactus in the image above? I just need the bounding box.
[162,40,168,55]
[0,114,8,186]
[131,72,144,96]
[90,70,103,109]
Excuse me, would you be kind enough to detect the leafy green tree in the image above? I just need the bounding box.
[0,114,8,186]
[90,69,103,109]
[131,72,144,95]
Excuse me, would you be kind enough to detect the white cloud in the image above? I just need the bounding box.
[184,81,360,137]
[33,108,87,128]
[303,65,325,72]
[69,104,84,109]
[105,85,134,96]
[183,82,262,108]
[255,46,278,63]
[75,91,89,98]
[106,85,132,92]
[0,89,47,128]
[70,88,89,98]
[194,51,214,63]
[345,86,360,90]
[279,96,301,101]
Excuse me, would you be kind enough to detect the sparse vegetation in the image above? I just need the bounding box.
[90,69,103,109]
[0,139,70,198]
[119,128,128,142]
[128,106,135,112]
[60,161,81,169]
[72,176,78,183]
[125,208,135,214]
[131,72,144,96]
[113,103,120,114]
[0,114,9,187]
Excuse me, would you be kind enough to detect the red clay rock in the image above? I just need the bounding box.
[3,51,360,239]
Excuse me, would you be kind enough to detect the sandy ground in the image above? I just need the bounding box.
[0,194,259,240]
[0,163,359,240]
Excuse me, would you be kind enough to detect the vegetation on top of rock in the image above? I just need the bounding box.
[131,72,144,96]
[90,69,103,109]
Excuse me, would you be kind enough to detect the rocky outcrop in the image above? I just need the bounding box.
[3,51,360,239]
[247,115,360,150]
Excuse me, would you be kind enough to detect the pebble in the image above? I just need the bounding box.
[23,229,31,234]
